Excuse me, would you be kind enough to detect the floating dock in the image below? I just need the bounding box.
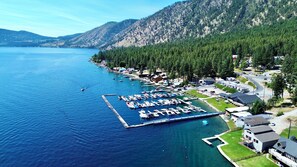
[102,94,221,129]
[102,95,129,128]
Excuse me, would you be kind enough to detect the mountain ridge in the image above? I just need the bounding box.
[1,0,297,49]
[101,0,297,49]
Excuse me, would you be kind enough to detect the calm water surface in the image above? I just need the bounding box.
[0,47,232,167]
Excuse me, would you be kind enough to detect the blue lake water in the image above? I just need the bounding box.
[0,47,232,167]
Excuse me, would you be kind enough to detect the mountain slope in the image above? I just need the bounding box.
[0,29,54,47]
[102,0,297,49]
[62,19,138,48]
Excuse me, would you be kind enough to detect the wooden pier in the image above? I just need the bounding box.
[102,94,220,129]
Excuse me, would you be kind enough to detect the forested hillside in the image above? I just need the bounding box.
[93,18,297,81]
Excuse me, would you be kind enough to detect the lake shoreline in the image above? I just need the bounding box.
[91,59,236,165]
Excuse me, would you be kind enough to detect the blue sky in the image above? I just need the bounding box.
[0,0,180,37]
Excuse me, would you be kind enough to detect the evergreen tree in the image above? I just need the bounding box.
[271,74,286,98]
[251,100,266,115]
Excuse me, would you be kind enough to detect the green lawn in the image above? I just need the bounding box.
[280,126,297,138]
[215,83,238,93]
[220,130,277,166]
[220,130,256,160]
[227,120,238,131]
[185,90,209,98]
[237,155,278,167]
[206,98,236,111]
[247,81,256,89]
[237,76,248,84]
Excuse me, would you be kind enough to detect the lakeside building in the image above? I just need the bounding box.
[228,92,261,106]
[235,115,272,128]
[269,137,297,167]
[243,115,270,129]
[243,125,279,153]
[225,106,251,121]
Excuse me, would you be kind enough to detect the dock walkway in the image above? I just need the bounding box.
[102,95,129,128]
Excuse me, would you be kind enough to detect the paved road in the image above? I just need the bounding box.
[236,71,273,101]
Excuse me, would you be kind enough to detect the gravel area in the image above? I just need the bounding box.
[270,109,297,134]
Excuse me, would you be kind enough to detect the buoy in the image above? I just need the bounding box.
[202,120,208,126]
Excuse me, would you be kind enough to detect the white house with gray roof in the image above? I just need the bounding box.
[244,125,279,153]
[269,137,297,167]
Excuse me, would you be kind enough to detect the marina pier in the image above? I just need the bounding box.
[102,95,129,128]
[102,94,221,129]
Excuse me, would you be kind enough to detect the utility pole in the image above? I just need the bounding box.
[263,86,266,101]
[288,118,292,139]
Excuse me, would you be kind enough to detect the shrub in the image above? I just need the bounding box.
[277,111,284,117]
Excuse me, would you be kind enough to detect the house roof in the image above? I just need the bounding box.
[228,92,245,99]
[244,116,270,126]
[237,95,261,105]
[248,125,273,134]
[273,137,297,158]
[255,131,279,143]
[202,77,214,81]
[240,114,271,120]
[226,106,249,113]
[232,111,252,118]
[219,93,229,98]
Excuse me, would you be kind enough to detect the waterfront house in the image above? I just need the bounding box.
[225,106,250,121]
[226,106,249,115]
[269,137,297,167]
[219,93,229,99]
[243,115,270,129]
[244,125,279,153]
[151,75,163,83]
[235,115,271,128]
[236,95,261,106]
[230,112,252,122]
[228,92,261,106]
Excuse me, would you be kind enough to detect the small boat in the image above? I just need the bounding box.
[139,110,149,119]
[81,88,85,92]
[126,102,135,109]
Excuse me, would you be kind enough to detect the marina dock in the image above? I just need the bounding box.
[102,95,129,128]
[102,94,221,129]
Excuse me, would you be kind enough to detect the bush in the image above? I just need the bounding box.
[277,111,284,117]
[248,81,256,89]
